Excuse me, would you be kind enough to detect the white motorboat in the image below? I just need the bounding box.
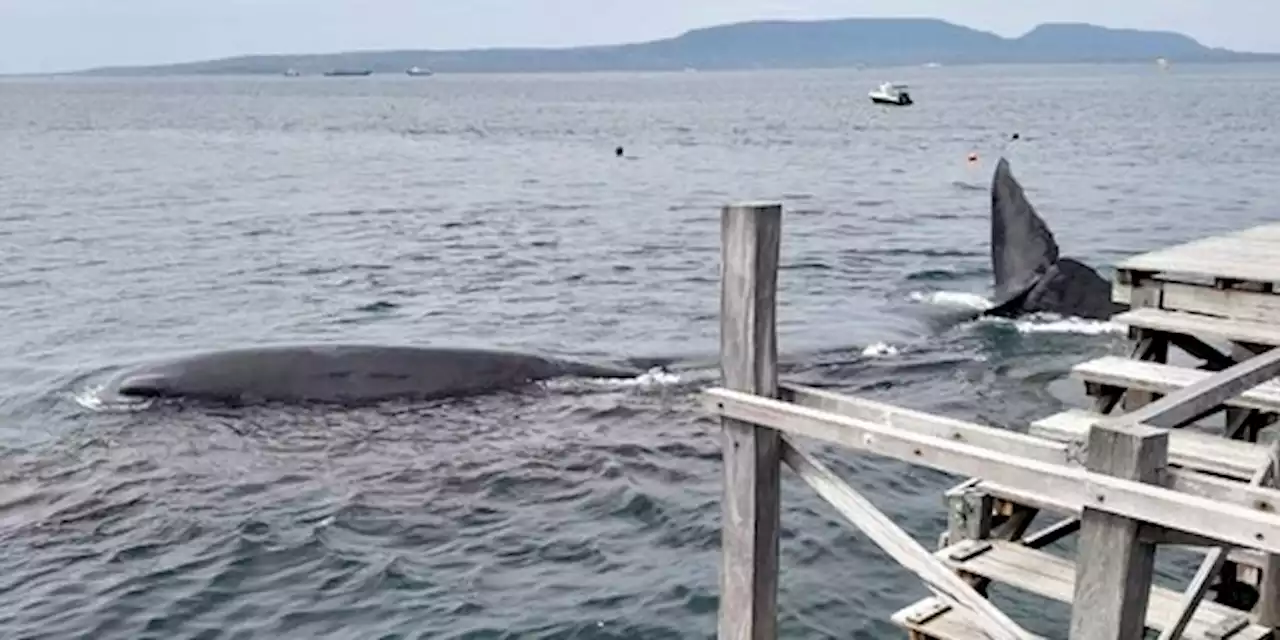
[869,82,913,106]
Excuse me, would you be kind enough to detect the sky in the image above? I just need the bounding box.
[2,0,1277,74]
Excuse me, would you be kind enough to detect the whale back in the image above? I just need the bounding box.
[111,345,636,405]
[1018,258,1127,321]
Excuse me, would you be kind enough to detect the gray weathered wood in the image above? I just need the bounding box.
[780,438,1035,640]
[1252,438,1280,627]
[1159,442,1278,640]
[780,383,1072,464]
[1075,356,1280,416]
[1254,553,1280,628]
[1115,279,1280,325]
[1116,307,1280,350]
[945,480,993,544]
[1115,222,1280,287]
[1070,423,1168,640]
[1031,408,1272,481]
[1124,328,1168,411]
[1021,517,1081,549]
[935,540,1274,640]
[892,597,1016,640]
[1111,347,1280,430]
[969,477,1269,570]
[716,203,783,640]
[703,387,1280,554]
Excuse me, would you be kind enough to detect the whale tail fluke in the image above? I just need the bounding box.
[983,158,1128,321]
[989,157,1059,309]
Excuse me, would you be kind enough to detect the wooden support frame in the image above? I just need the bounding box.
[1159,444,1279,640]
[712,212,1280,638]
[716,203,783,640]
[1075,423,1169,639]
[1110,346,1280,430]
[782,438,1036,640]
[704,387,1280,554]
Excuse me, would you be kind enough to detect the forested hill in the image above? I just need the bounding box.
[75,18,1275,76]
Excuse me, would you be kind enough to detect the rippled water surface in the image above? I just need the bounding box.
[2,63,1280,638]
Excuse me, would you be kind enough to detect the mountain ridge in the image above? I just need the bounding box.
[71,17,1279,76]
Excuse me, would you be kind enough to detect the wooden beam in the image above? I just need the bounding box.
[1169,333,1236,371]
[1158,443,1278,640]
[1073,356,1280,415]
[1115,279,1280,325]
[780,384,1071,464]
[702,388,1280,554]
[1032,408,1273,481]
[1111,346,1280,430]
[1022,517,1080,549]
[1123,328,1168,411]
[974,478,1268,569]
[1114,306,1280,350]
[1069,422,1166,639]
[716,203,783,640]
[780,437,1036,640]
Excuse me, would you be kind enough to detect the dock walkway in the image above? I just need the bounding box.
[703,206,1280,640]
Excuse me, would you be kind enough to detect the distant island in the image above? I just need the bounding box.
[73,18,1279,76]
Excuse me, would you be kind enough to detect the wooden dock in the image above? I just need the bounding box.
[704,207,1280,640]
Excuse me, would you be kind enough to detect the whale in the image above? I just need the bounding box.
[98,344,645,406]
[982,158,1128,321]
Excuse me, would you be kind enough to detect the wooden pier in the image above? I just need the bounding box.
[704,207,1280,640]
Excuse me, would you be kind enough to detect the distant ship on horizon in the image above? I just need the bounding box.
[406,66,434,77]
[323,69,374,77]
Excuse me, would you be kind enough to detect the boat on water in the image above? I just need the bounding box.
[869,82,913,106]
[406,66,434,77]
[283,68,301,77]
[323,69,373,77]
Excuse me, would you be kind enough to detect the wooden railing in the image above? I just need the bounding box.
[704,203,1280,640]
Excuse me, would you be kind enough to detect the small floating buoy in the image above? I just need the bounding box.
[615,146,624,158]
[1011,132,1021,141]
[967,152,979,163]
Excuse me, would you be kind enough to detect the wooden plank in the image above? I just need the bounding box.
[969,479,1268,570]
[938,541,1273,640]
[1115,279,1280,325]
[1124,327,1170,412]
[945,480,994,543]
[1070,422,1166,640]
[1073,356,1280,414]
[702,388,1280,554]
[1116,223,1280,286]
[1159,446,1278,640]
[780,438,1036,640]
[1031,409,1272,481]
[716,202,783,640]
[781,383,1073,464]
[1255,553,1280,628]
[1022,517,1081,548]
[1116,308,1280,348]
[1099,348,1280,429]
[1112,346,1280,429]
[891,597,1014,640]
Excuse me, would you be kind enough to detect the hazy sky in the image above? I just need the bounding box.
[2,0,1276,74]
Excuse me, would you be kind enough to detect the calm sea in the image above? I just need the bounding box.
[0,62,1278,639]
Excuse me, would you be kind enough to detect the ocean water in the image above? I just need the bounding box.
[0,62,1279,639]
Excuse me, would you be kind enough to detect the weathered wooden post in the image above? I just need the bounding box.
[717,203,783,640]
[1069,421,1169,639]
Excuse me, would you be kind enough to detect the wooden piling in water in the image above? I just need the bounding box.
[706,210,1280,639]
[716,203,783,640]
[1069,422,1167,639]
